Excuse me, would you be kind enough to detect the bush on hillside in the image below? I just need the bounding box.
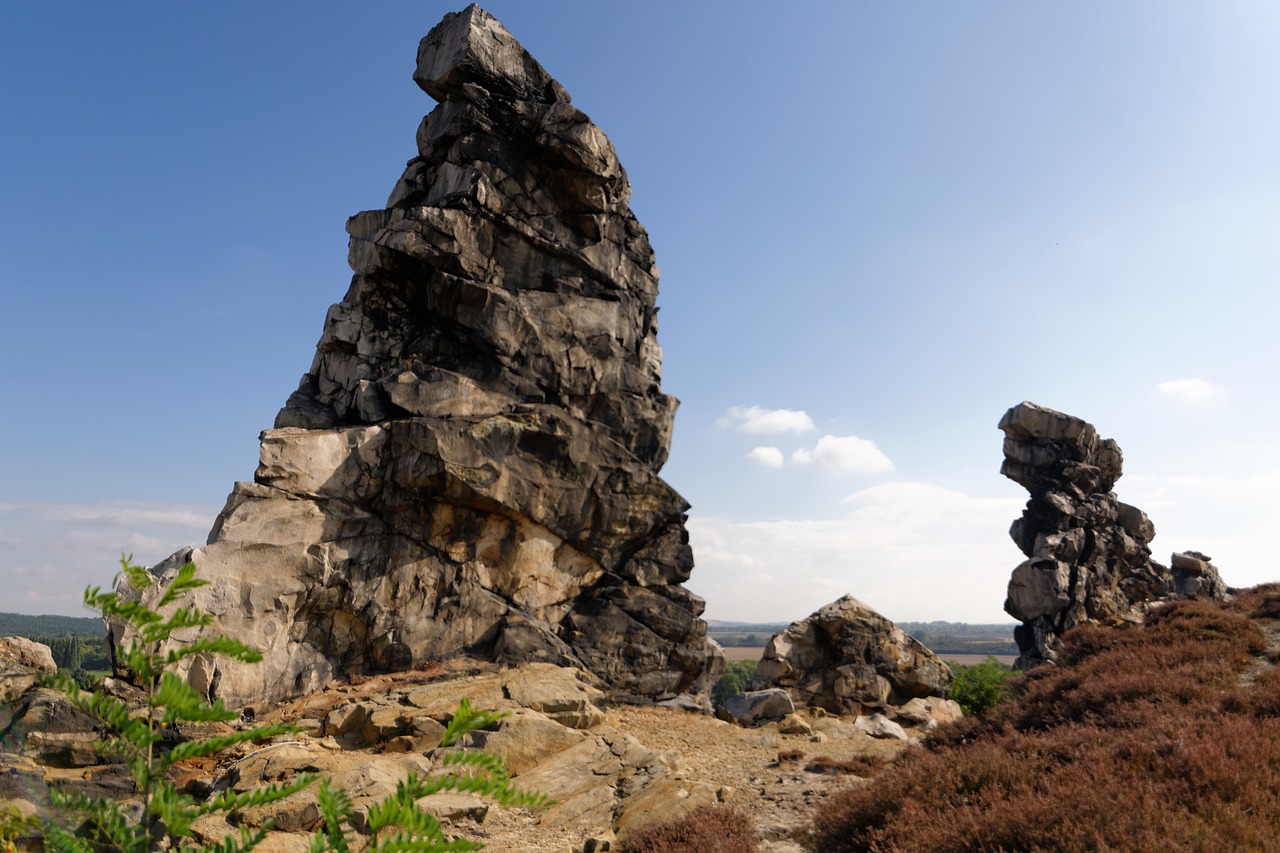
[810,597,1280,853]
[946,656,1013,716]
[712,659,757,708]
[617,805,758,853]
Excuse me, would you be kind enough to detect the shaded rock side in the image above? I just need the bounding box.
[749,595,952,715]
[999,402,1228,668]
[118,5,722,707]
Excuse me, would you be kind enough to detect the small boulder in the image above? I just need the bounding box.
[0,637,56,702]
[854,713,909,741]
[723,689,794,727]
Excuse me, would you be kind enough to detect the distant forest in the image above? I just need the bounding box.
[707,620,1018,656]
[0,612,103,637]
[1,611,110,680]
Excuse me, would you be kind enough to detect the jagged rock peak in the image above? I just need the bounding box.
[414,5,568,105]
[999,402,1227,669]
[116,7,722,708]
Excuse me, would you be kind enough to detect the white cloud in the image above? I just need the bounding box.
[792,434,894,473]
[718,406,816,434]
[686,482,1024,623]
[745,446,785,468]
[0,501,218,614]
[1156,378,1225,402]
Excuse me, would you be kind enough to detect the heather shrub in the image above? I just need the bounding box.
[809,594,1280,853]
[617,805,758,853]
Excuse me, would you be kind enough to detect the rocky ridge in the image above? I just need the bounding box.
[116,5,721,708]
[1000,401,1228,667]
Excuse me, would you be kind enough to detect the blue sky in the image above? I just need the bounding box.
[3,3,1279,623]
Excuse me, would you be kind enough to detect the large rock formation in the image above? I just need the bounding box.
[750,595,953,715]
[999,402,1227,668]
[119,5,721,706]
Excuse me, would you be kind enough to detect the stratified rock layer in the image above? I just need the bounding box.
[121,5,721,707]
[999,402,1227,668]
[750,595,953,715]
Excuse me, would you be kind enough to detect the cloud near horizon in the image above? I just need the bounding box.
[686,481,1023,624]
[0,501,219,614]
[1156,378,1225,402]
[718,406,816,434]
[792,434,894,474]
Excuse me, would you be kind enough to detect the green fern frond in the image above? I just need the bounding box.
[196,775,317,818]
[156,562,210,607]
[440,699,508,747]
[311,779,355,853]
[164,636,264,667]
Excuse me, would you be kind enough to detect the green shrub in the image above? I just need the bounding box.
[712,660,757,708]
[947,656,1013,716]
[41,557,546,853]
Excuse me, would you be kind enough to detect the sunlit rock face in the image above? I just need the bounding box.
[117,5,722,707]
[750,595,952,715]
[999,401,1227,668]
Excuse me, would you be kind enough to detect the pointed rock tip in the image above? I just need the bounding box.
[415,4,568,105]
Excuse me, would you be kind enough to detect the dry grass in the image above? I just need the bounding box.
[809,596,1280,853]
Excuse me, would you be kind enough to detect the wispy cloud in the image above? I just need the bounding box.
[745,446,785,469]
[792,434,894,474]
[1156,378,1225,402]
[718,406,816,434]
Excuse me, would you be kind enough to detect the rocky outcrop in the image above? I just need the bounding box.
[0,637,55,703]
[749,595,953,715]
[999,402,1228,668]
[117,5,721,707]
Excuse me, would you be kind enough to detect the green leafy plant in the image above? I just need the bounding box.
[1,806,41,853]
[41,558,548,853]
[712,660,758,709]
[946,656,1013,716]
[43,558,313,853]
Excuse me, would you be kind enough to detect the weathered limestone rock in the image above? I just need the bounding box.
[0,637,56,703]
[721,689,794,727]
[999,402,1229,668]
[118,5,721,707]
[749,595,953,715]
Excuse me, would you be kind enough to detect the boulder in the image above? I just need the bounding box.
[999,402,1229,668]
[0,637,56,703]
[114,4,722,708]
[750,595,952,715]
[854,713,909,741]
[722,689,794,727]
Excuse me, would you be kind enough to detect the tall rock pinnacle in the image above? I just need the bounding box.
[120,5,723,706]
[998,402,1227,668]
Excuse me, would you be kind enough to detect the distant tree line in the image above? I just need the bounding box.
[0,612,103,637]
[898,621,1018,656]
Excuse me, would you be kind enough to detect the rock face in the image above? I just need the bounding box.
[750,595,953,715]
[120,5,721,707]
[999,402,1228,668]
[0,637,56,703]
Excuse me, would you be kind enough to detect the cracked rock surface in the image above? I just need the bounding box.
[116,5,721,707]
